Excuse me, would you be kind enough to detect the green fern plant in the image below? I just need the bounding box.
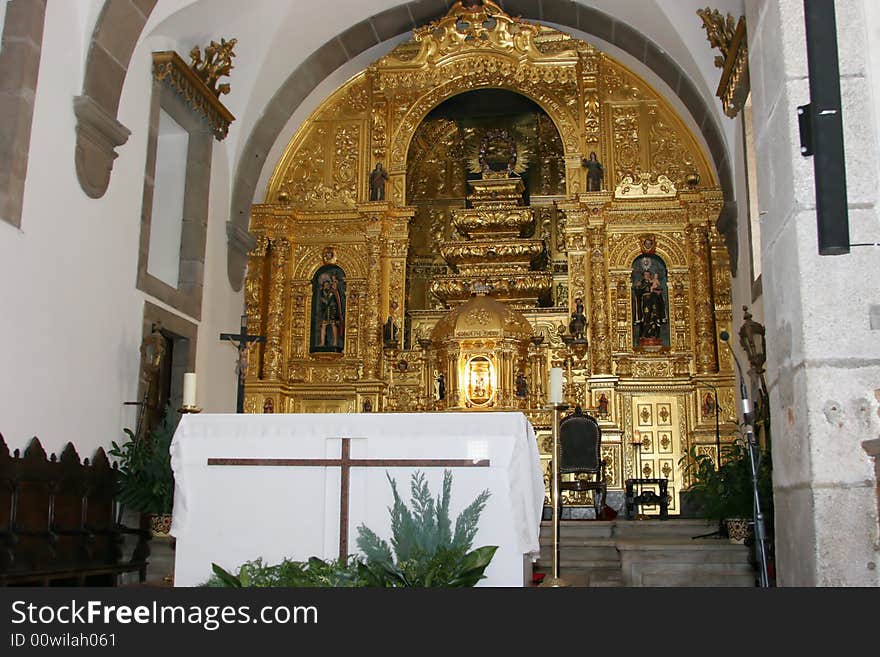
[203,469,498,587]
[109,406,178,514]
[356,470,497,587]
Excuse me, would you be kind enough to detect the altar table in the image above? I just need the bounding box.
[169,412,544,587]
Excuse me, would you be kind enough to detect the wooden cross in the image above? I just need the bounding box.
[219,314,265,413]
[208,438,490,560]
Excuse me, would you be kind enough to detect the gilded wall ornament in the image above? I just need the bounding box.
[697,8,749,118]
[189,37,236,97]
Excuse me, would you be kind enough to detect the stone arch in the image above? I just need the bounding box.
[228,0,736,290]
[0,0,48,228]
[74,0,158,199]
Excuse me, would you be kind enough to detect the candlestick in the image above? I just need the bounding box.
[549,367,563,404]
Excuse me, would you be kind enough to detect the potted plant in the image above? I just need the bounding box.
[109,406,178,536]
[679,437,771,543]
[205,469,497,587]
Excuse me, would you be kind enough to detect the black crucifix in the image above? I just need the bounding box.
[208,438,490,560]
[219,314,265,413]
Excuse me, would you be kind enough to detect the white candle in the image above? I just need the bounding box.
[183,373,197,407]
[549,367,563,404]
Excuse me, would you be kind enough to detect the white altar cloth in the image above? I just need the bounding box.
[170,412,544,587]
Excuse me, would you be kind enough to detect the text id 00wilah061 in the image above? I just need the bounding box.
[11,632,116,648]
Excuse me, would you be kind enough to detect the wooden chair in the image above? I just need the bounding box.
[558,406,607,520]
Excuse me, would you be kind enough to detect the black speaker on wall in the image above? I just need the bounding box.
[799,0,850,255]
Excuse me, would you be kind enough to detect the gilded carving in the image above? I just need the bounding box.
[263,238,289,380]
[689,224,718,374]
[333,124,360,190]
[590,227,611,374]
[697,8,749,118]
[648,106,697,188]
[614,173,677,199]
[611,105,641,182]
[242,2,736,508]
[153,50,235,140]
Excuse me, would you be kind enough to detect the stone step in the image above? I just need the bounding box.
[538,521,615,539]
[617,539,752,564]
[538,544,620,563]
[533,567,624,588]
[623,562,756,587]
[539,519,719,540]
[612,519,719,538]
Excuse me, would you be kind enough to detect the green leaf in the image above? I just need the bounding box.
[211,562,242,587]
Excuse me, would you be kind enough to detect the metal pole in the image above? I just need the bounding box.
[721,331,771,587]
[744,419,770,587]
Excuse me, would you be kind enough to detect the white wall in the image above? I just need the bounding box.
[0,2,241,457]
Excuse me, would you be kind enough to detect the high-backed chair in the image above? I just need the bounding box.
[558,406,607,519]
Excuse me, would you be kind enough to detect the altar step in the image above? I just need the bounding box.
[535,520,756,587]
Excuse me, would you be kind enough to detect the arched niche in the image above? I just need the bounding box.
[310,264,347,354]
[631,254,670,349]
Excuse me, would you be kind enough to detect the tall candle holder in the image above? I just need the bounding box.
[541,401,570,587]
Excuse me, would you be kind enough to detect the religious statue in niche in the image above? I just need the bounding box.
[263,398,274,414]
[362,398,373,413]
[583,151,604,191]
[434,372,446,401]
[631,255,669,348]
[568,297,587,341]
[515,372,528,399]
[310,265,346,353]
[383,316,399,347]
[369,162,388,201]
[596,393,610,417]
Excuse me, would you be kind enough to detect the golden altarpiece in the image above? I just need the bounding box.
[243,1,737,513]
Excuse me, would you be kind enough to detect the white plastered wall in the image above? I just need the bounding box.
[0,2,240,456]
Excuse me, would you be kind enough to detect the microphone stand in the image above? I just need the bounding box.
[722,333,771,588]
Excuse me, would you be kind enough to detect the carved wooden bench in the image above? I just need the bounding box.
[0,434,150,586]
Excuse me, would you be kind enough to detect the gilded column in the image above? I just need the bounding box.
[709,225,733,373]
[263,237,289,381]
[589,225,612,374]
[689,223,718,374]
[364,235,382,379]
[243,235,268,380]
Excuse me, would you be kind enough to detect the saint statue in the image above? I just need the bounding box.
[568,297,587,341]
[583,151,604,191]
[383,315,399,346]
[632,257,667,346]
[434,372,446,401]
[311,266,346,353]
[369,162,388,201]
[597,393,610,417]
[515,372,528,399]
